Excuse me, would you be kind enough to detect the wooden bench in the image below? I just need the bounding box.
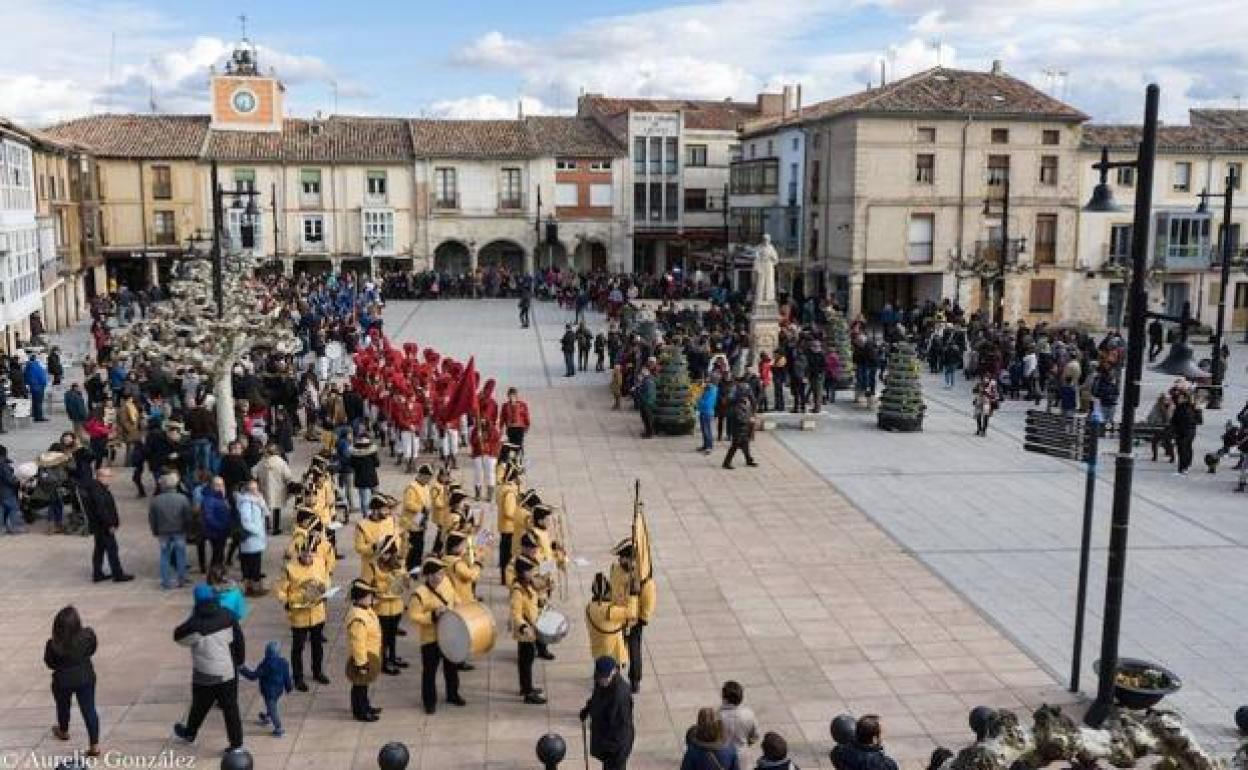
[1103,421,1167,447]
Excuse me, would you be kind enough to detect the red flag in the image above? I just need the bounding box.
[443,356,479,423]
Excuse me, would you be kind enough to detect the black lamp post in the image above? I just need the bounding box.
[981,175,1027,324]
[1195,173,1237,409]
[1080,83,1161,728]
[209,159,260,320]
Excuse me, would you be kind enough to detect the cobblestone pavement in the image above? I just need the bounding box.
[0,301,1072,770]
[777,346,1248,755]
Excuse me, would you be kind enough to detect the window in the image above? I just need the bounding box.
[812,132,822,149]
[664,182,679,221]
[810,160,821,204]
[633,183,646,219]
[1217,223,1240,263]
[1035,214,1057,265]
[686,144,708,167]
[1162,214,1210,260]
[366,170,387,200]
[749,143,757,159]
[917,127,936,143]
[648,182,663,220]
[1109,224,1133,260]
[791,137,799,151]
[1116,167,1134,187]
[633,138,646,174]
[233,168,255,192]
[684,188,708,212]
[766,140,774,156]
[300,169,322,202]
[433,168,457,208]
[589,160,612,171]
[649,137,663,174]
[302,215,325,249]
[664,137,678,174]
[1042,129,1061,146]
[152,165,172,199]
[991,128,1009,144]
[589,183,612,207]
[153,210,176,245]
[987,155,1010,187]
[363,210,394,253]
[555,182,579,207]
[788,162,798,204]
[556,159,577,171]
[907,214,934,264]
[500,168,523,209]
[1173,161,1192,192]
[1229,162,1242,190]
[916,154,935,184]
[729,144,742,162]
[1029,279,1056,313]
[1039,155,1059,186]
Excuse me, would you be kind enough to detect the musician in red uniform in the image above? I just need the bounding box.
[498,387,531,451]
[469,416,502,501]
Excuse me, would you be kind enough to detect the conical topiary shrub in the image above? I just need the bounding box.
[877,341,925,432]
[825,309,855,390]
[652,345,696,435]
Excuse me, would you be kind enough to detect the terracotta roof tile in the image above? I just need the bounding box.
[524,116,625,157]
[578,96,761,142]
[1188,109,1248,130]
[1082,124,1248,153]
[43,114,210,158]
[206,116,413,163]
[408,119,537,159]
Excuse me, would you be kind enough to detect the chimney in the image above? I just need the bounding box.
[517,98,524,119]
[991,59,1004,76]
[796,84,802,117]
[782,85,793,118]
[880,58,887,87]
[756,92,785,117]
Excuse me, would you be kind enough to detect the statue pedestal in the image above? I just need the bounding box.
[750,302,781,364]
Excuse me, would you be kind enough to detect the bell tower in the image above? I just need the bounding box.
[210,18,284,132]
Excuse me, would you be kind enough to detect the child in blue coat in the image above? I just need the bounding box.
[240,641,293,736]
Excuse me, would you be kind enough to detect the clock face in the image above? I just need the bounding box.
[232,89,257,114]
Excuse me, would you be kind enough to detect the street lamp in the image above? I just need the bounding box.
[980,175,1028,323]
[1195,173,1238,409]
[1080,83,1160,728]
[366,235,382,282]
[209,160,261,320]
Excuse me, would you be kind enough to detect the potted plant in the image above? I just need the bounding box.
[1093,657,1182,710]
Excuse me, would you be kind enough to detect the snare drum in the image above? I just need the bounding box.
[534,608,569,646]
[437,602,497,664]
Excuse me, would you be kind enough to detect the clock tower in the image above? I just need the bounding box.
[210,36,284,132]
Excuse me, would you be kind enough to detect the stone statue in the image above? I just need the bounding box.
[753,234,779,307]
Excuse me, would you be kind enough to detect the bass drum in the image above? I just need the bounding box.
[437,602,497,664]
[534,608,569,646]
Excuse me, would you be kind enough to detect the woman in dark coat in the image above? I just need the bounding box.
[349,434,380,512]
[44,606,101,757]
[681,707,740,770]
[1170,390,1202,475]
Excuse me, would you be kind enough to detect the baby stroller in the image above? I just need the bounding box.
[18,452,88,535]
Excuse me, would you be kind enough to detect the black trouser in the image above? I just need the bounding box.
[405,529,426,573]
[239,552,262,582]
[54,681,99,745]
[722,437,754,467]
[564,350,576,376]
[420,641,459,710]
[976,414,990,434]
[91,530,123,578]
[291,623,325,681]
[1149,339,1163,361]
[498,533,513,576]
[715,408,726,440]
[1151,429,1174,461]
[595,351,605,371]
[380,614,401,663]
[183,678,243,749]
[790,379,807,412]
[1177,433,1195,472]
[207,536,227,568]
[578,349,589,370]
[505,426,526,449]
[625,621,645,688]
[351,683,372,718]
[772,378,786,411]
[194,538,208,573]
[601,752,630,770]
[640,406,654,438]
[519,307,530,327]
[518,640,536,694]
[270,507,282,536]
[809,375,825,410]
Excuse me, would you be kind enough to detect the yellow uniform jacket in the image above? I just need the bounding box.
[430,483,451,532]
[495,482,519,535]
[346,605,382,667]
[447,553,482,603]
[315,479,335,516]
[509,582,541,641]
[585,599,636,667]
[370,563,408,618]
[402,480,432,533]
[275,559,330,628]
[609,563,655,622]
[355,516,397,581]
[286,527,337,576]
[407,580,458,644]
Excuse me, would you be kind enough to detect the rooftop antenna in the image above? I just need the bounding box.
[238,13,248,40]
[930,37,943,67]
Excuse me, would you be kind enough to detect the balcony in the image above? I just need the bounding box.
[364,192,389,207]
[432,192,460,212]
[497,192,526,213]
[973,238,1026,266]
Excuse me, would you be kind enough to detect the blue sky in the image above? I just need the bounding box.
[4,0,1248,126]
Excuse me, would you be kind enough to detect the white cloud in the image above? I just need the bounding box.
[425,94,554,120]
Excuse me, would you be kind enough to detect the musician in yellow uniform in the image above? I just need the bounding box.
[370,535,410,676]
[407,559,465,714]
[503,532,543,588]
[495,463,521,581]
[402,464,435,571]
[287,508,338,576]
[508,556,547,705]
[429,468,452,544]
[585,572,636,672]
[346,579,382,722]
[609,539,656,693]
[444,532,482,604]
[275,534,332,691]
[356,496,397,582]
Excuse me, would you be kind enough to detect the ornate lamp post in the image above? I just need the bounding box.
[1195,172,1238,408]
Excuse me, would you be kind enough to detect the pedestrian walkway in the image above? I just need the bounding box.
[0,301,1068,769]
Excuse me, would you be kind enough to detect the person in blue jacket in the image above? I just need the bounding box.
[239,641,293,737]
[697,377,719,454]
[24,353,49,422]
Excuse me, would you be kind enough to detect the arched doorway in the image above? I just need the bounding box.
[434,240,471,275]
[479,239,525,272]
[573,240,608,273]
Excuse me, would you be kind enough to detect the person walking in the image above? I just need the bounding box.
[45,606,102,758]
[636,364,657,440]
[173,583,246,752]
[580,657,634,770]
[0,445,23,534]
[577,322,593,372]
[24,352,49,422]
[148,474,191,590]
[201,476,232,569]
[80,467,134,583]
[696,376,718,454]
[238,641,293,738]
[722,380,757,470]
[561,324,577,377]
[942,342,962,389]
[972,375,997,437]
[349,434,380,514]
[1170,390,1202,475]
[64,383,89,442]
[235,480,269,597]
[499,387,531,450]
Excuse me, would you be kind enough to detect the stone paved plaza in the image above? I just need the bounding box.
[9,298,1231,770]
